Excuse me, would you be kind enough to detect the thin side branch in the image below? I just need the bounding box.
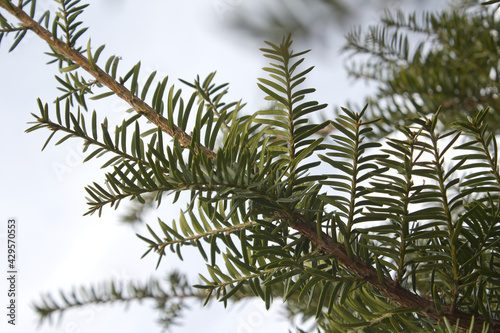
[153,221,259,251]
[291,213,500,333]
[0,1,216,159]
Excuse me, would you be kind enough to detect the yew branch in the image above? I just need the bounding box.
[291,214,500,333]
[0,1,216,159]
[3,2,499,332]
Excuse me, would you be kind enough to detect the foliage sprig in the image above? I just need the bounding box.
[2,1,500,332]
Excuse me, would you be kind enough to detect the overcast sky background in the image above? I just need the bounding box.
[0,1,445,332]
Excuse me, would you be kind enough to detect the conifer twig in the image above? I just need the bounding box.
[0,1,216,159]
[291,213,500,333]
[3,2,499,332]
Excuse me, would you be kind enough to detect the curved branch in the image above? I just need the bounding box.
[0,1,216,159]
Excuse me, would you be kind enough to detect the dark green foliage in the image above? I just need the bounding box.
[2,0,500,332]
[344,3,500,136]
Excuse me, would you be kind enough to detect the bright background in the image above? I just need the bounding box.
[0,1,443,332]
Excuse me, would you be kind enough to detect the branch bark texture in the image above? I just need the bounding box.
[0,1,216,159]
[2,2,499,332]
[291,214,500,333]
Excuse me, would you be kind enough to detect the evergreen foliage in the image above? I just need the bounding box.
[2,0,500,332]
[344,1,500,136]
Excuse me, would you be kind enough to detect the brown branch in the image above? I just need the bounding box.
[290,213,500,333]
[0,1,216,159]
[3,2,499,332]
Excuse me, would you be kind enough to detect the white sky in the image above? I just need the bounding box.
[0,1,445,332]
